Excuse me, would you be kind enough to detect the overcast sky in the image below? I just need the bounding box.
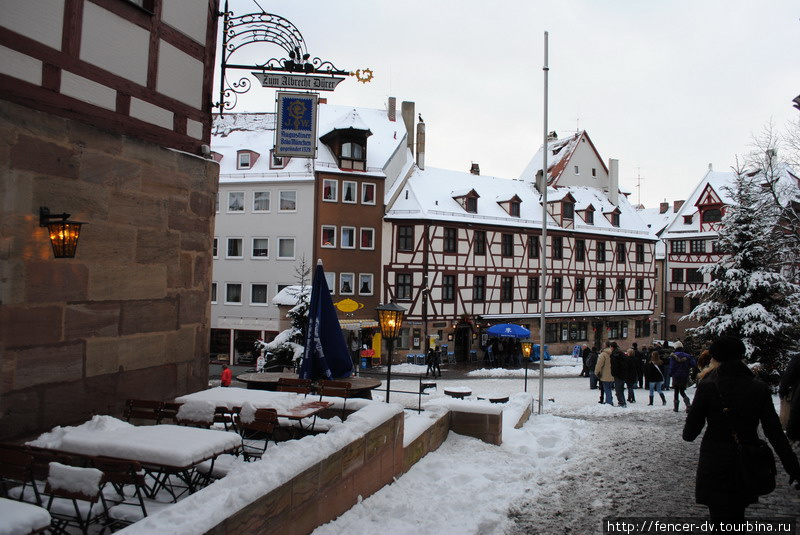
[219,0,800,209]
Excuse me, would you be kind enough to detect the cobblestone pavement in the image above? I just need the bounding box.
[504,401,800,535]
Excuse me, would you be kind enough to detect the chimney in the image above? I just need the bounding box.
[659,201,669,214]
[608,158,619,206]
[470,163,480,175]
[673,200,685,213]
[708,163,713,171]
[547,131,558,141]
[401,101,415,151]
[416,121,425,170]
[388,97,396,122]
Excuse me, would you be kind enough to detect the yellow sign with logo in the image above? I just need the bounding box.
[334,298,364,313]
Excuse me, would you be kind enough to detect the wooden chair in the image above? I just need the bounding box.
[212,406,238,432]
[237,409,278,461]
[158,402,183,424]
[123,399,163,425]
[94,456,169,532]
[0,445,42,506]
[317,380,352,418]
[44,462,106,535]
[276,377,313,396]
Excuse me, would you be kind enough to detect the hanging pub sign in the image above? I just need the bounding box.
[275,91,318,158]
[252,72,345,92]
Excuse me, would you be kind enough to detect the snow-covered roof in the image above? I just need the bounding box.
[387,167,655,238]
[272,285,309,306]
[519,131,608,186]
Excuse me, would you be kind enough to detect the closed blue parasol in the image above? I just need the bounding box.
[486,323,531,338]
[299,260,353,380]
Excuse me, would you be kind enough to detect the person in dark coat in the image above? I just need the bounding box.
[580,344,590,377]
[625,349,639,403]
[586,346,600,390]
[645,351,666,405]
[669,341,694,412]
[609,342,628,407]
[683,335,800,523]
[778,352,800,441]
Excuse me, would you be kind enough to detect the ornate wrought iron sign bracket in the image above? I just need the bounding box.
[215,2,372,113]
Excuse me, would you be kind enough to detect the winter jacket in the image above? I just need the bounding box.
[645,361,665,383]
[778,353,800,441]
[610,349,628,380]
[669,351,695,385]
[625,354,639,383]
[220,368,232,387]
[595,347,614,382]
[683,360,800,507]
[586,351,599,373]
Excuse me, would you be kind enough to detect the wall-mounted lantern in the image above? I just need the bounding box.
[40,207,85,258]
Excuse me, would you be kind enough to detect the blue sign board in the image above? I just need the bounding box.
[275,92,318,158]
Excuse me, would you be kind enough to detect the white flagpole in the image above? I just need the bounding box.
[538,31,549,415]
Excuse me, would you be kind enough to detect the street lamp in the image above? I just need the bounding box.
[376,302,406,403]
[520,339,533,392]
[40,206,85,258]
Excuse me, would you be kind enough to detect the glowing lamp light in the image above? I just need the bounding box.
[375,302,407,403]
[40,207,85,258]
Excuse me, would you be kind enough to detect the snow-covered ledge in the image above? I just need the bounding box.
[118,402,404,535]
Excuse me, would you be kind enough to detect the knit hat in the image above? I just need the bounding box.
[709,335,746,362]
[673,341,683,349]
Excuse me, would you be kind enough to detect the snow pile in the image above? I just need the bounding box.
[47,462,104,496]
[0,498,51,535]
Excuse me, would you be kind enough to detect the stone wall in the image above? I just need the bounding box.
[0,100,219,441]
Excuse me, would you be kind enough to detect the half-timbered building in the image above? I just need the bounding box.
[384,131,659,360]
[0,0,220,441]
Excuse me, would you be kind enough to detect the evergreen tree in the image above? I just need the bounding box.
[684,166,800,375]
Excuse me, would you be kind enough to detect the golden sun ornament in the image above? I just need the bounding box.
[353,68,374,84]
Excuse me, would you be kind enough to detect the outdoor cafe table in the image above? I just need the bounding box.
[40,421,241,501]
[235,372,382,398]
[175,387,333,420]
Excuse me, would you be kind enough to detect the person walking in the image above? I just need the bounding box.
[778,352,800,441]
[580,344,590,377]
[625,348,639,403]
[595,342,614,405]
[645,351,666,406]
[609,342,628,408]
[425,347,436,377]
[670,341,694,412]
[220,364,232,387]
[683,335,800,523]
[633,343,646,388]
[587,346,600,390]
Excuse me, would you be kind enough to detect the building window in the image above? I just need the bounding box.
[686,268,703,283]
[545,322,559,343]
[213,238,218,258]
[528,235,539,259]
[321,226,337,248]
[211,282,217,304]
[466,196,478,213]
[228,191,244,212]
[585,209,594,225]
[574,165,579,175]
[341,226,356,249]
[251,284,268,305]
[635,279,644,300]
[592,168,597,177]
[361,183,376,205]
[552,236,563,259]
[474,230,486,255]
[443,275,456,302]
[253,191,270,212]
[635,319,651,337]
[636,243,645,263]
[552,276,563,300]
[277,238,295,259]
[269,149,286,169]
[340,273,355,295]
[342,181,357,203]
[527,277,539,301]
[279,191,297,212]
[616,242,626,264]
[252,238,269,258]
[359,274,373,295]
[672,268,684,283]
[474,275,486,301]
[325,272,335,294]
[563,202,574,219]
[510,201,521,217]
[596,241,607,262]
[444,228,457,253]
[225,283,242,304]
[671,240,686,254]
[575,278,585,301]
[502,233,514,257]
[396,274,412,300]
[501,276,513,301]
[576,239,585,262]
[616,279,625,301]
[398,226,414,251]
[340,141,366,170]
[596,278,606,301]
[360,228,375,249]
[702,208,722,223]
[674,297,684,313]
[227,238,243,259]
[690,239,706,253]
[237,152,251,169]
[322,179,338,202]
[683,215,693,225]
[611,212,620,227]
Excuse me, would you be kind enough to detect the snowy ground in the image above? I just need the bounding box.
[311,356,799,535]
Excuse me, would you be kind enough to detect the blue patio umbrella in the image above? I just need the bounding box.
[299,260,353,381]
[486,323,531,338]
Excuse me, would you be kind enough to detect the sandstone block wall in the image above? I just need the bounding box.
[0,100,219,441]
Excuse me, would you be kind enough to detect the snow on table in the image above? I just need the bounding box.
[0,497,51,535]
[175,387,301,413]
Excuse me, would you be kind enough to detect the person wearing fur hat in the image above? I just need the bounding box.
[683,335,800,523]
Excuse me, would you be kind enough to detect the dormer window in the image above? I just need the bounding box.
[510,201,520,217]
[236,150,260,170]
[611,212,620,227]
[452,189,480,214]
[496,195,522,217]
[270,149,288,169]
[563,201,574,219]
[584,207,595,225]
[702,208,722,223]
